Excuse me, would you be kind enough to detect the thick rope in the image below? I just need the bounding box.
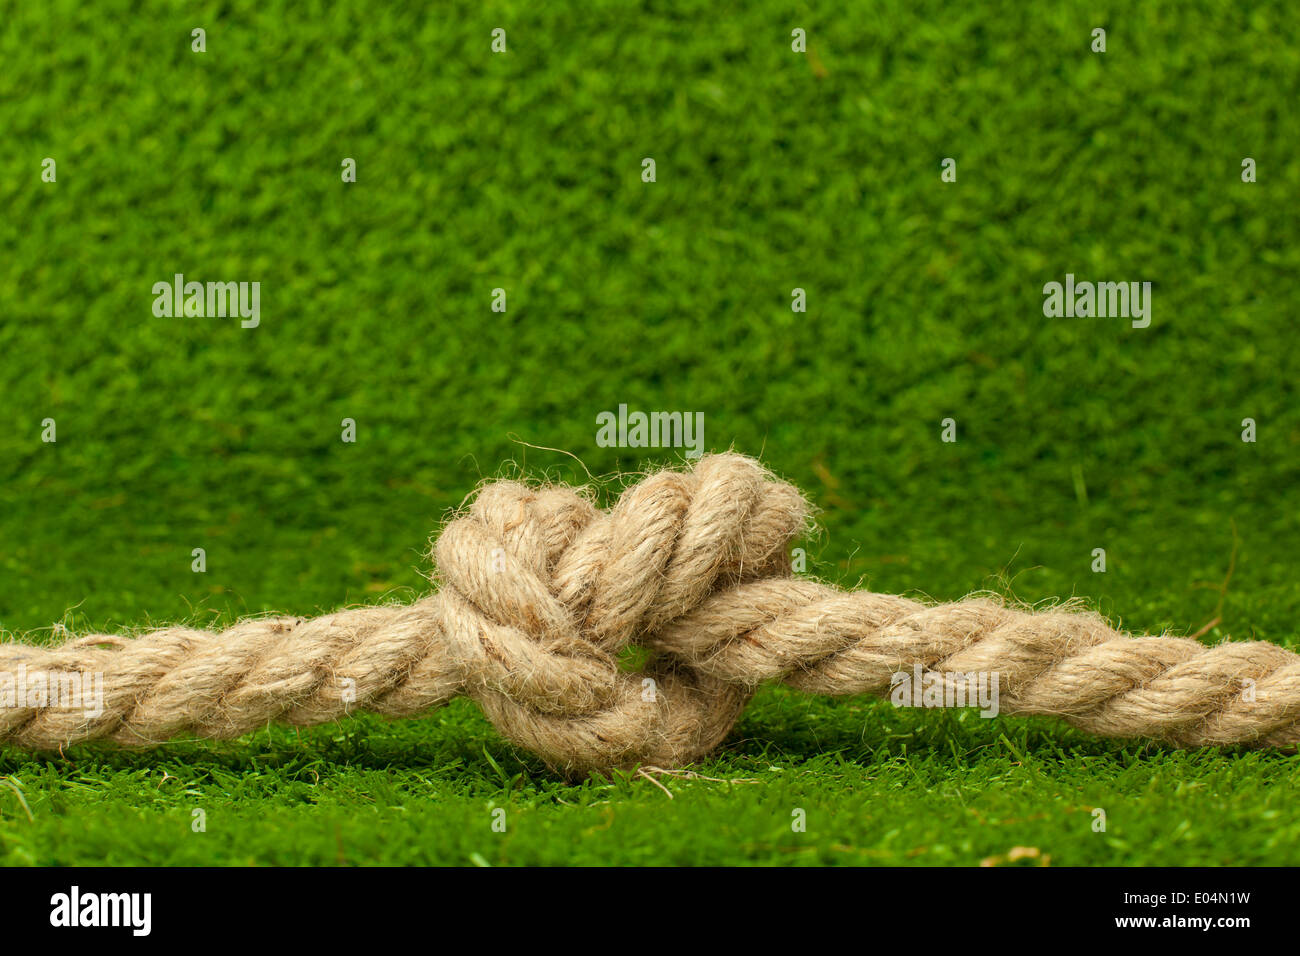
[2,453,1297,773]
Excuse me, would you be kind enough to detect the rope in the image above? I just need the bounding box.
[2,453,1296,774]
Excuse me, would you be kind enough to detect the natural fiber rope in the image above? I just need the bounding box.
[3,453,1298,774]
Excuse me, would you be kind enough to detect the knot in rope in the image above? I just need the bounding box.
[3,452,1299,774]
[429,453,808,770]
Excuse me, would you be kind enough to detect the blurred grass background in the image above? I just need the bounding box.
[0,0,1297,865]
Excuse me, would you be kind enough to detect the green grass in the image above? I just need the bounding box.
[1,0,1298,865]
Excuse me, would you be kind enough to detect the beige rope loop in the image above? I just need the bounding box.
[1,452,1297,774]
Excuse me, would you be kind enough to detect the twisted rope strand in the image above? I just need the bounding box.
[1,453,1296,773]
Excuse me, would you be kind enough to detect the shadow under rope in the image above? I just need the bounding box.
[3,692,1271,790]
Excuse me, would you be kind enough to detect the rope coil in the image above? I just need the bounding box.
[2,453,1297,773]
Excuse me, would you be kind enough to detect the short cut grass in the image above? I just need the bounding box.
[0,0,1298,864]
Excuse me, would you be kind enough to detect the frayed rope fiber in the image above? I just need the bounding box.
[3,453,1299,774]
